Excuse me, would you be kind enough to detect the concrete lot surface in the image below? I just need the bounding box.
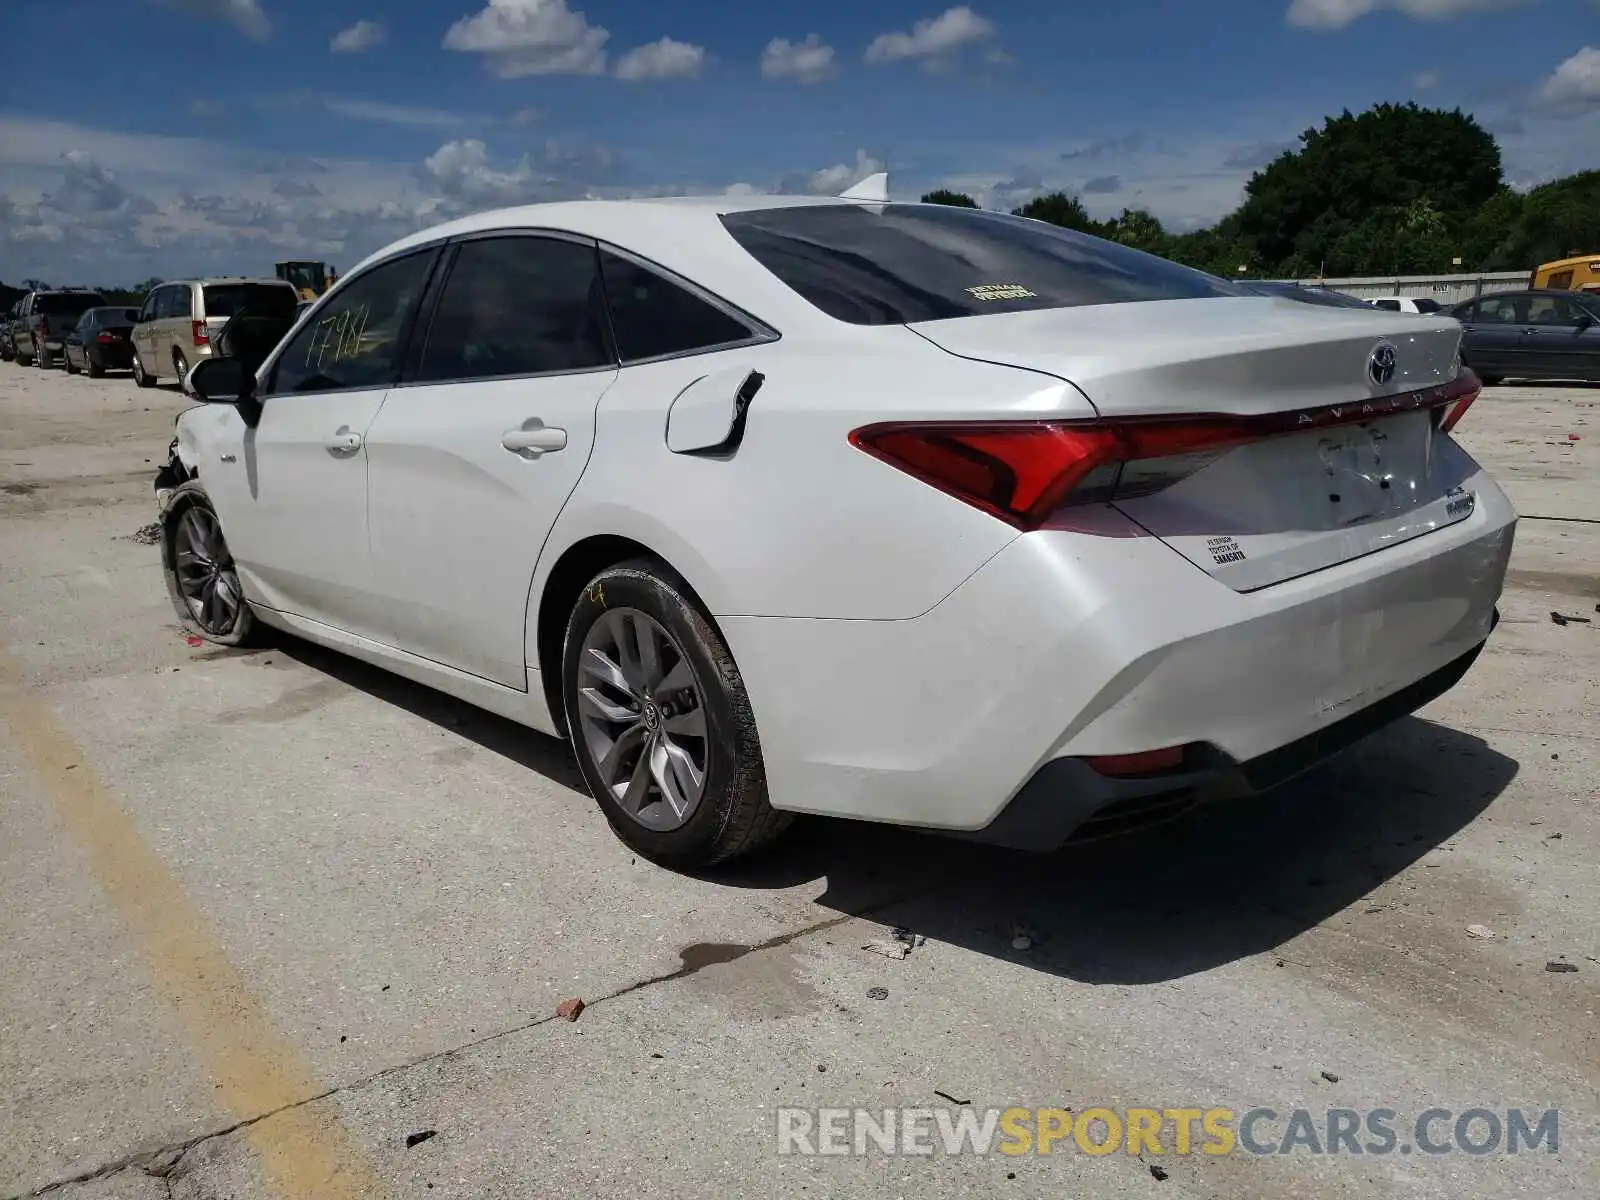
[1,363,1596,1199]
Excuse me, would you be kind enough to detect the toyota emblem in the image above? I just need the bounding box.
[1367,341,1398,386]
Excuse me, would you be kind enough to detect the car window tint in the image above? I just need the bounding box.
[1526,295,1577,325]
[1475,295,1522,324]
[269,250,435,394]
[599,250,755,362]
[168,285,193,319]
[418,237,611,382]
[1372,298,1400,311]
[719,204,1242,326]
[204,283,298,320]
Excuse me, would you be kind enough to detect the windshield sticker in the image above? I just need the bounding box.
[966,283,1037,302]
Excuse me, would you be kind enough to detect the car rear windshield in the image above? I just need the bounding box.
[203,283,297,320]
[718,204,1242,326]
[38,293,106,317]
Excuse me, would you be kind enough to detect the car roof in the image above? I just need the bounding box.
[343,194,890,330]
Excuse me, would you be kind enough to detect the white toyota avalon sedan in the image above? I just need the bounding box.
[165,179,1512,868]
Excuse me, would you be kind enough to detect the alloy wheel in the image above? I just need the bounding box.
[575,606,710,832]
[172,505,242,635]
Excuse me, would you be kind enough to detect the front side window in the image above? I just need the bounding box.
[1526,295,1579,326]
[599,250,757,362]
[719,203,1243,326]
[417,236,611,382]
[268,250,436,394]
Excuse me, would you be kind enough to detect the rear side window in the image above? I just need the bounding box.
[599,250,757,362]
[158,286,192,319]
[1372,298,1400,311]
[1476,295,1523,324]
[1413,298,1441,313]
[418,236,612,382]
[719,204,1242,326]
[204,283,297,321]
[38,293,105,317]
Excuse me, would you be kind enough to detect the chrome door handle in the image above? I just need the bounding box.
[501,422,567,457]
[326,426,362,453]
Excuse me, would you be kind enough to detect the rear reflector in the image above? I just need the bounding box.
[1083,746,1188,777]
[850,372,1481,531]
[191,320,209,346]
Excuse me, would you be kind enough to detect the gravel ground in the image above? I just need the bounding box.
[1,361,1596,1200]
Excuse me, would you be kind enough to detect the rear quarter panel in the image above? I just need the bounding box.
[526,327,1094,643]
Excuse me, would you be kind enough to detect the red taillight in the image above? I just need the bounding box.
[851,373,1482,531]
[1437,369,1481,435]
[97,332,115,344]
[191,320,208,346]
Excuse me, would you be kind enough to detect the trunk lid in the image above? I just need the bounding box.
[911,297,1476,591]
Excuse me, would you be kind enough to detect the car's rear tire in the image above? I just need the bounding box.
[172,350,189,386]
[64,350,79,376]
[132,354,155,388]
[561,559,791,868]
[161,480,261,647]
[85,351,105,378]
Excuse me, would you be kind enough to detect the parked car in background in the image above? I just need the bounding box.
[1236,281,1376,309]
[0,301,21,360]
[62,307,141,377]
[13,289,107,367]
[132,277,300,388]
[1370,296,1444,314]
[1448,288,1600,385]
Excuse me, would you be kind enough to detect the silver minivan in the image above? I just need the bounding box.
[132,277,300,388]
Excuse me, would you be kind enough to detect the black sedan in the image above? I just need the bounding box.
[1448,288,1600,386]
[62,307,141,377]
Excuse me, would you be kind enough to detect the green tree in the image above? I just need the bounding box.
[1104,207,1169,255]
[1488,171,1600,270]
[1235,103,1502,274]
[1011,191,1103,235]
[920,189,978,207]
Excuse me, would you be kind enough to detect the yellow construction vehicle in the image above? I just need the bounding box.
[274,261,338,301]
[1528,254,1600,293]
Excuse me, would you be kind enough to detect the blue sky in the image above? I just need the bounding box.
[2,0,1596,284]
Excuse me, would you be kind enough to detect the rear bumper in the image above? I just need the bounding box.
[722,466,1514,837]
[969,624,1491,849]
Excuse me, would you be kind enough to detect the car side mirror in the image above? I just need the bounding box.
[187,356,252,405]
[1576,313,1595,331]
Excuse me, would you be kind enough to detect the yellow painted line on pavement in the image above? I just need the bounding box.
[0,645,386,1198]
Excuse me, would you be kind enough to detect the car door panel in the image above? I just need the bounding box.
[1460,294,1525,377]
[365,372,615,685]
[363,233,618,688]
[202,246,441,641]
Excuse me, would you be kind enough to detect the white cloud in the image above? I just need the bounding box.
[762,34,837,84]
[613,37,706,82]
[331,18,385,54]
[0,117,631,284]
[443,0,610,77]
[153,0,270,40]
[865,6,995,65]
[1535,45,1600,116]
[319,98,469,129]
[802,150,886,195]
[1286,0,1527,31]
[1413,69,1440,90]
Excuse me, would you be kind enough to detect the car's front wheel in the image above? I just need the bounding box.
[561,560,790,868]
[161,481,260,646]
